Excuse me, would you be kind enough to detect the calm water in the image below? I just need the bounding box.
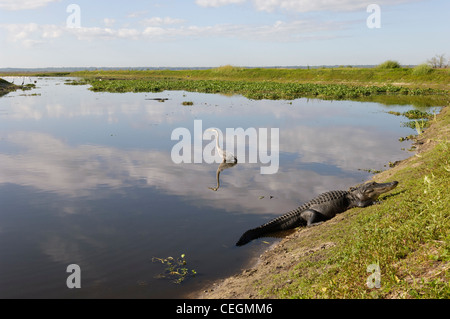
[0,77,435,298]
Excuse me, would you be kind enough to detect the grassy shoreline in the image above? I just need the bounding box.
[67,66,449,89]
[56,67,448,106]
[2,66,449,89]
[199,105,449,299]
[2,66,448,104]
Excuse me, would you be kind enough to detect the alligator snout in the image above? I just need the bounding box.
[378,181,399,191]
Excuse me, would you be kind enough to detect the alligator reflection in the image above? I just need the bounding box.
[208,160,237,191]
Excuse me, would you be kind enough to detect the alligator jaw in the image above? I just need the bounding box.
[358,181,399,201]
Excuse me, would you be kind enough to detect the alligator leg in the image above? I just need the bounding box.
[302,209,328,227]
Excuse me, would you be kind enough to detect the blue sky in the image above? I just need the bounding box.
[0,0,449,68]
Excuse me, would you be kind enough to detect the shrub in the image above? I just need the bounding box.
[412,63,433,75]
[212,65,244,74]
[377,60,401,69]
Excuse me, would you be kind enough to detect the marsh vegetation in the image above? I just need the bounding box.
[61,66,449,106]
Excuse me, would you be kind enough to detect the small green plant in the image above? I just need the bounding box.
[402,119,429,131]
[414,119,426,135]
[402,109,432,120]
[401,110,432,132]
[358,168,382,174]
[398,135,415,142]
[20,83,36,91]
[181,101,193,106]
[152,254,197,284]
[377,60,401,69]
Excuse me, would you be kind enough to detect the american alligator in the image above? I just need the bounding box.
[236,181,398,246]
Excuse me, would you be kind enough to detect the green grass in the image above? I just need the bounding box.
[377,60,401,69]
[66,66,450,90]
[4,66,448,102]
[402,109,433,119]
[387,109,435,130]
[258,106,450,299]
[66,78,448,106]
[59,66,449,105]
[412,64,434,76]
[3,66,449,89]
[75,78,445,99]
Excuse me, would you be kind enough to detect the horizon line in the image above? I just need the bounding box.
[0,64,420,72]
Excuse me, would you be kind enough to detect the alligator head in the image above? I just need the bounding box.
[349,181,398,207]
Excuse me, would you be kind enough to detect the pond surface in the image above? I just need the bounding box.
[0,77,436,298]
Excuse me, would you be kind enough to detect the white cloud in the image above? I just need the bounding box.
[196,0,419,12]
[256,0,403,12]
[103,18,116,28]
[0,23,142,44]
[140,17,186,27]
[0,0,60,10]
[115,28,141,39]
[126,10,149,18]
[139,19,347,42]
[1,23,63,47]
[0,18,346,46]
[195,0,246,7]
[68,27,134,41]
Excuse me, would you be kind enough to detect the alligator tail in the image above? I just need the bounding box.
[236,228,267,246]
[236,208,305,246]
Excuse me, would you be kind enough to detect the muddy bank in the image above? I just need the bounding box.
[193,216,344,299]
[0,78,19,97]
